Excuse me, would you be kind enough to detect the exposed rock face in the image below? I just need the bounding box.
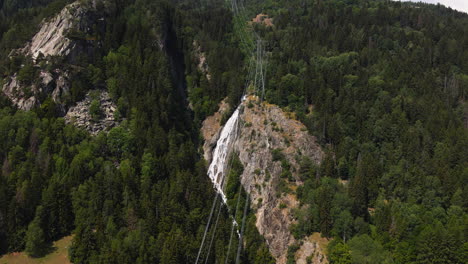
[193,41,211,81]
[295,233,329,264]
[65,90,119,135]
[2,70,70,111]
[23,0,103,61]
[2,75,37,110]
[202,96,325,264]
[201,99,230,162]
[2,0,104,111]
[237,96,323,263]
[25,2,80,59]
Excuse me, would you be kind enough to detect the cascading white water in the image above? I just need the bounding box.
[196,105,243,264]
[207,102,243,204]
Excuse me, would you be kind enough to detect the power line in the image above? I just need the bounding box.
[195,193,219,264]
[204,202,224,264]
[198,0,270,262]
[235,190,250,264]
[224,180,243,264]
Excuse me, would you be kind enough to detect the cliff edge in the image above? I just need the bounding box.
[202,95,327,264]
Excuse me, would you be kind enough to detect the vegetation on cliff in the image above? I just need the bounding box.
[0,0,250,263]
[245,0,468,263]
[0,0,466,263]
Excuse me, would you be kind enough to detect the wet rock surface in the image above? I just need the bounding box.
[202,95,325,264]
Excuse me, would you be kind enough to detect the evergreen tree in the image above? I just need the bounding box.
[25,219,45,257]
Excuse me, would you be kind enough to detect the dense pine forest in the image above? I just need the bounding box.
[0,0,467,263]
[248,0,468,263]
[0,0,261,263]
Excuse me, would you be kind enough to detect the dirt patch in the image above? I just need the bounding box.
[0,235,73,264]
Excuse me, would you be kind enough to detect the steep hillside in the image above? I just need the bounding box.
[0,0,249,262]
[202,95,325,263]
[237,0,468,263]
[0,0,466,263]
[2,0,105,112]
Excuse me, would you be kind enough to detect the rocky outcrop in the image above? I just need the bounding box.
[24,1,81,59]
[202,95,325,264]
[2,75,37,110]
[236,96,323,263]
[2,0,104,111]
[2,70,70,111]
[193,41,211,81]
[201,99,230,162]
[23,0,104,61]
[295,233,329,264]
[65,90,119,135]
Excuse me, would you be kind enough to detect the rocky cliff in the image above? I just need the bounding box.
[202,95,326,264]
[23,0,103,60]
[202,99,230,162]
[2,0,105,111]
[3,70,70,111]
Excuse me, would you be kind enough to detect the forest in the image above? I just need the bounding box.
[0,0,268,263]
[0,0,467,263]
[244,0,468,263]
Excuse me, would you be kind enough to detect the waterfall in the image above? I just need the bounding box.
[207,101,243,204]
[196,105,243,264]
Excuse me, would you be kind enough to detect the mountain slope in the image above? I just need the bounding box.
[0,0,466,263]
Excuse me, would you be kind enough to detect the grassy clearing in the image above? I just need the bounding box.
[0,236,72,264]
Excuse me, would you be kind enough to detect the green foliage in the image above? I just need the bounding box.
[1,0,467,262]
[286,243,300,264]
[25,219,45,257]
[16,59,36,85]
[271,148,284,161]
[332,210,353,242]
[89,99,101,121]
[348,234,393,264]
[251,0,468,262]
[0,1,257,261]
[244,214,275,264]
[328,239,352,264]
[106,126,134,157]
[65,28,87,40]
[415,222,463,264]
[225,153,244,204]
